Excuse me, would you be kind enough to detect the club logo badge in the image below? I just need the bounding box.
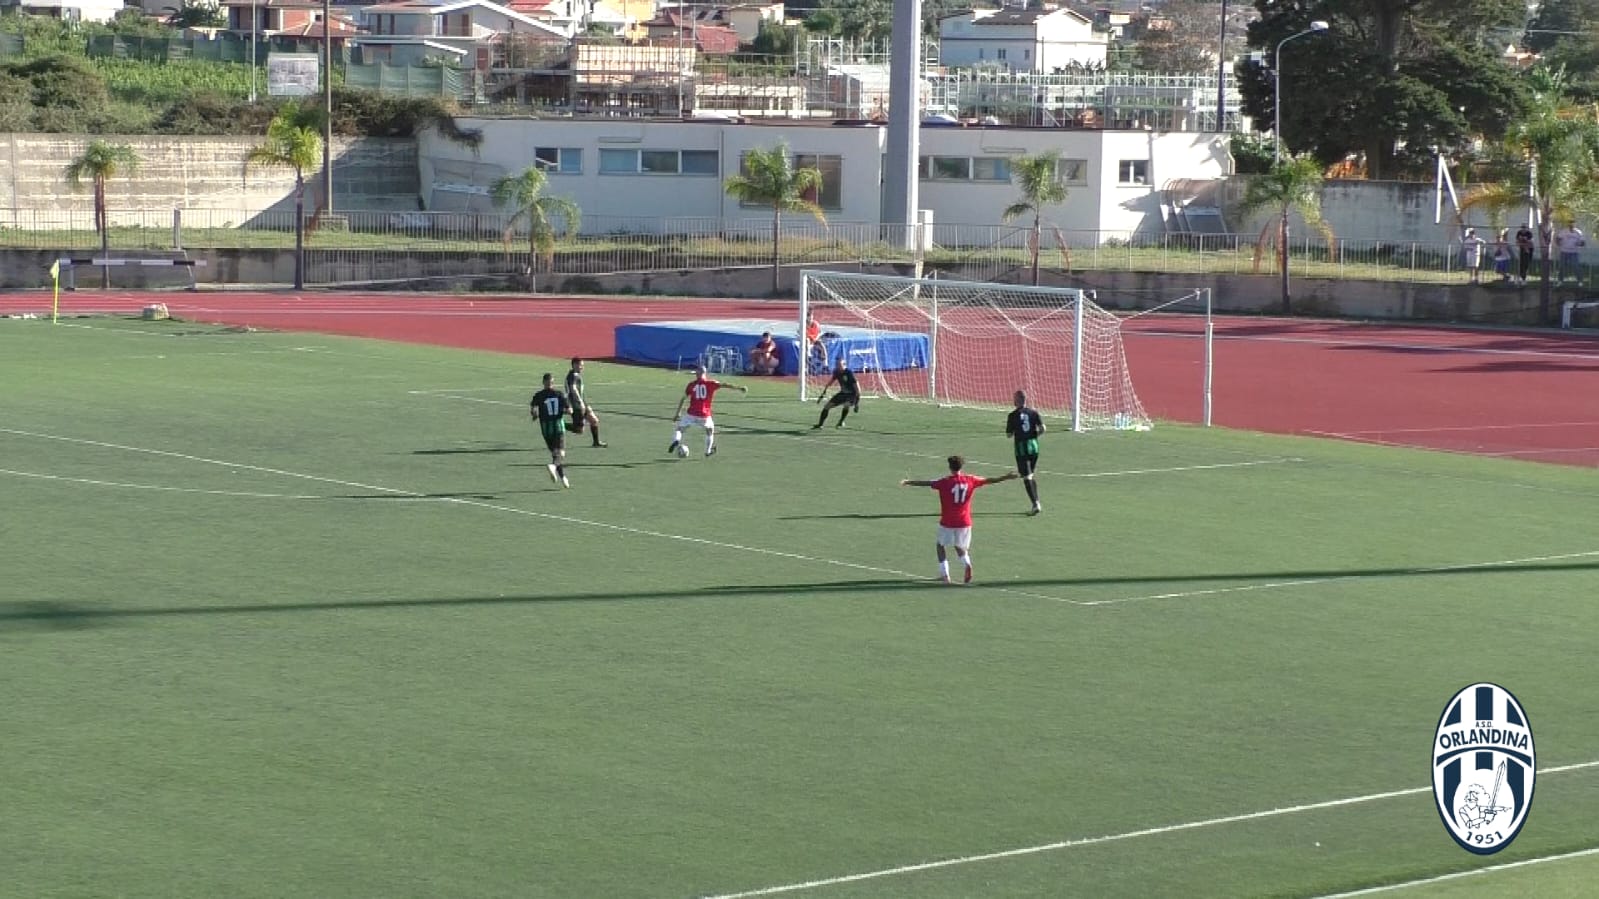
[1432,683,1535,854]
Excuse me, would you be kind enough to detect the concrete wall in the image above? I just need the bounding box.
[1229,178,1505,245]
[0,134,421,229]
[1,247,1558,326]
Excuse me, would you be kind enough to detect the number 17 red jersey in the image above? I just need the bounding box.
[929,473,990,528]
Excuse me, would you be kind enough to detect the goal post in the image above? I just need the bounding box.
[798,269,1155,431]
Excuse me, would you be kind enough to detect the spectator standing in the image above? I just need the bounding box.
[1556,221,1586,283]
[1515,224,1536,285]
[1462,228,1485,284]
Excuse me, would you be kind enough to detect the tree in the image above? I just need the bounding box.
[1526,0,1599,100]
[1460,67,1599,322]
[489,165,581,292]
[63,140,139,289]
[1239,0,1528,180]
[722,143,825,294]
[1234,155,1333,314]
[1131,1,1225,75]
[165,1,226,28]
[247,109,323,290]
[1000,150,1068,287]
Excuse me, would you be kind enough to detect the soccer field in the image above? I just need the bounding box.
[3,315,1596,898]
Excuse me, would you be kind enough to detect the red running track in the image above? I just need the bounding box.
[9,290,1599,467]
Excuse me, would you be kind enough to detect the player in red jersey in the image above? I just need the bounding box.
[669,364,747,457]
[901,455,1017,583]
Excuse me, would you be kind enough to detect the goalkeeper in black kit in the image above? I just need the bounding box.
[813,358,861,428]
[1006,390,1045,515]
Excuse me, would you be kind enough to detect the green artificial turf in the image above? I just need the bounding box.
[2,316,1595,898]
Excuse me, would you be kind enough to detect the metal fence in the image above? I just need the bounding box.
[6,207,1581,288]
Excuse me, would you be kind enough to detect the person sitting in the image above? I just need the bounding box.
[804,314,829,370]
[748,331,780,375]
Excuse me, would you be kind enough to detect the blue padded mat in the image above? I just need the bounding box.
[613,319,928,376]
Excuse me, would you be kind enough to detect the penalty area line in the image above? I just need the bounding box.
[702,760,1599,899]
[1079,548,1599,608]
[1311,845,1599,898]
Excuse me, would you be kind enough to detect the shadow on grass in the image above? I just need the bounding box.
[778,511,1024,520]
[413,445,526,456]
[4,561,1593,631]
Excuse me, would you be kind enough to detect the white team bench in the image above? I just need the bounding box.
[1561,300,1599,329]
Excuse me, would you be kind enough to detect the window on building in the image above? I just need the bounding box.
[738,153,844,210]
[681,150,719,175]
[920,155,1019,183]
[599,149,721,175]
[920,156,972,181]
[997,48,1007,61]
[534,147,582,175]
[1056,158,1088,184]
[1118,159,1149,185]
[971,157,1011,182]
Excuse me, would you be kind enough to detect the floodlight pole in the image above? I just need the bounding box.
[1272,22,1328,313]
[323,0,334,218]
[1215,0,1227,130]
[249,0,257,103]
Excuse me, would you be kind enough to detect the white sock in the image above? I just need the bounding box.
[938,560,949,579]
[672,429,683,443]
[706,432,715,452]
[962,552,972,569]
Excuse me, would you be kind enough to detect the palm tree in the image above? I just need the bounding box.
[1460,67,1599,323]
[1235,154,1333,314]
[490,165,581,292]
[723,143,826,293]
[246,111,323,290]
[64,140,140,289]
[1001,150,1069,286]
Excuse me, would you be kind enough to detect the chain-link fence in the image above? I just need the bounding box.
[5,208,1584,288]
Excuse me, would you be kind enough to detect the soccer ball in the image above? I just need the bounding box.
[677,443,690,458]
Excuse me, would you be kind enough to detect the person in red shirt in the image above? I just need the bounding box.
[670,364,747,457]
[748,331,780,376]
[901,455,1018,583]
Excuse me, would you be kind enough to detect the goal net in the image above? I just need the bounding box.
[799,270,1152,430]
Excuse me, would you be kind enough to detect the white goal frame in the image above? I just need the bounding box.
[798,269,1212,430]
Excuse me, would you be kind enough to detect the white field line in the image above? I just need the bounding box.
[0,467,322,499]
[1305,429,1599,462]
[1311,846,1599,898]
[0,426,973,594]
[11,427,1593,610]
[702,760,1599,899]
[410,390,1302,477]
[1079,549,1599,608]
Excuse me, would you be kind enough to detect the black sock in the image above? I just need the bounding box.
[556,464,565,477]
[591,425,601,444]
[1025,480,1038,503]
[838,407,850,424]
[817,411,828,426]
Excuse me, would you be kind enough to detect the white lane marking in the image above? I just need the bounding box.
[1078,549,1599,608]
[1328,421,1599,436]
[1126,326,1599,361]
[1311,846,1599,898]
[701,760,1599,898]
[0,467,323,499]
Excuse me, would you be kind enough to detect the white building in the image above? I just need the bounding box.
[417,118,1230,240]
[0,0,123,22]
[938,8,1109,74]
[355,0,565,67]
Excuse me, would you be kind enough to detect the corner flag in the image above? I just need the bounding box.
[49,258,61,323]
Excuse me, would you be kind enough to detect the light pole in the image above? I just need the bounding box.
[1273,20,1328,161]
[1215,0,1227,131]
[1272,20,1328,314]
[323,0,334,218]
[249,0,257,104]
